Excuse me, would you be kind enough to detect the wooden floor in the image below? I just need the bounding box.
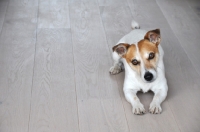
[0,0,200,131]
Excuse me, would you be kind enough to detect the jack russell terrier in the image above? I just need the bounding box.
[109,21,168,115]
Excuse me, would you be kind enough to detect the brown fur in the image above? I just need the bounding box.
[113,29,161,75]
[122,39,159,75]
[112,43,130,52]
[144,29,161,46]
[123,45,141,75]
[138,40,159,70]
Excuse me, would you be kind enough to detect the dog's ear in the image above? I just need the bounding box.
[144,29,161,46]
[112,43,130,56]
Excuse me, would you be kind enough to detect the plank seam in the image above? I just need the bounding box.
[68,2,81,132]
[155,0,185,131]
[156,0,200,78]
[186,1,200,21]
[0,0,9,36]
[28,1,39,132]
[97,3,131,132]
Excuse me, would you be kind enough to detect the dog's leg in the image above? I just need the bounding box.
[124,89,145,115]
[109,51,123,74]
[149,88,167,114]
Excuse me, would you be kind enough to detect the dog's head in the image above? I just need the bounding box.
[113,29,161,83]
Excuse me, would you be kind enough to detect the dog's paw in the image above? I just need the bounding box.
[149,102,162,114]
[109,65,122,75]
[132,103,146,115]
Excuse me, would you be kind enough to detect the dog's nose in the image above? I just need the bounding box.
[144,72,153,81]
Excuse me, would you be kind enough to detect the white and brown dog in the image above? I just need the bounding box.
[109,21,168,115]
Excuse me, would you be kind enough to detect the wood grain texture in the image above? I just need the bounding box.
[161,28,200,132]
[156,0,200,76]
[0,0,200,131]
[69,1,129,132]
[0,5,37,132]
[188,0,200,18]
[101,3,180,132]
[9,0,38,6]
[38,0,70,28]
[98,0,128,6]
[100,5,133,50]
[0,0,8,32]
[28,29,79,132]
[127,0,169,29]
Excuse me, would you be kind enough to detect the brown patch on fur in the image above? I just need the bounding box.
[138,40,159,70]
[112,43,130,57]
[144,29,161,46]
[112,43,130,52]
[123,44,140,74]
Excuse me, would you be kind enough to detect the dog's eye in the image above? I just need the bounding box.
[148,52,155,60]
[131,59,139,65]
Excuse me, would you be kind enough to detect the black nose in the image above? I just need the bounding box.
[144,72,153,81]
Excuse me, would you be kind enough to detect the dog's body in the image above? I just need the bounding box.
[109,21,168,115]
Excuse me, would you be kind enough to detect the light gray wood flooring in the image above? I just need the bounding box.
[0,0,200,132]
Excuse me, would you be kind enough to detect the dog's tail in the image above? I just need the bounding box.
[131,20,140,30]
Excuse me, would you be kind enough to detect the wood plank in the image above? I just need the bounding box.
[9,0,38,6]
[0,0,8,32]
[101,3,180,132]
[127,0,169,29]
[187,0,200,18]
[156,0,200,76]
[161,28,200,132]
[38,0,70,28]
[98,0,128,6]
[0,5,37,132]
[69,1,129,132]
[99,5,133,50]
[28,29,79,132]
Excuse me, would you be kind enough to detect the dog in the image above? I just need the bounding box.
[109,20,168,115]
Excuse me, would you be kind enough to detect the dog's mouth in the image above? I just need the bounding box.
[144,78,156,83]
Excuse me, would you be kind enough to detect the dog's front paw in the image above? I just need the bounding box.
[132,103,145,115]
[149,102,162,114]
[109,65,122,75]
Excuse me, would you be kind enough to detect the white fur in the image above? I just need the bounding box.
[109,21,168,115]
[131,20,140,29]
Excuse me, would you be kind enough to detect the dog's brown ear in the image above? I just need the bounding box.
[144,29,161,46]
[112,43,130,56]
